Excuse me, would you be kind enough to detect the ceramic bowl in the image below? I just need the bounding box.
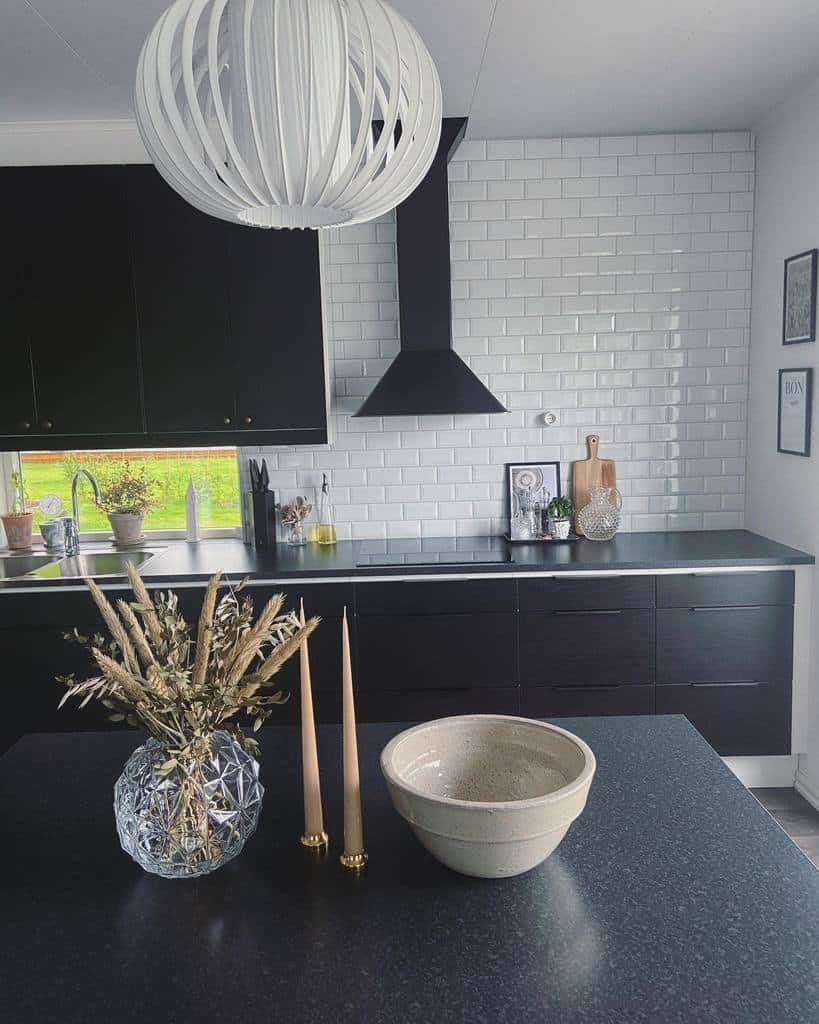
[380,715,596,879]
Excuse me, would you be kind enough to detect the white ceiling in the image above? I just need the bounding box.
[2,0,819,135]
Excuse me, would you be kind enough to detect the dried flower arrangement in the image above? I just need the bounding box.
[98,463,159,516]
[59,564,319,762]
[280,495,313,526]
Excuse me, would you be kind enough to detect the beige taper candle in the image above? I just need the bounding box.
[340,607,367,871]
[299,600,328,850]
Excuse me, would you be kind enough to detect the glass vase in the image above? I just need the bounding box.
[287,521,306,546]
[114,730,264,879]
[577,486,622,541]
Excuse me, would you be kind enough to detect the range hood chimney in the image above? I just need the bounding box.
[355,118,506,418]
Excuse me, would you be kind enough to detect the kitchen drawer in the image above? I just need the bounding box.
[656,571,794,608]
[357,613,516,691]
[656,680,791,756]
[519,575,654,612]
[519,609,654,686]
[355,579,516,616]
[521,684,654,719]
[358,687,519,724]
[656,606,793,684]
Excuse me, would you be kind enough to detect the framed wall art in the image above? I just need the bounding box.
[778,368,813,456]
[783,249,817,345]
[506,461,561,541]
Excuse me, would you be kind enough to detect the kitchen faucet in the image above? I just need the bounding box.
[66,468,102,557]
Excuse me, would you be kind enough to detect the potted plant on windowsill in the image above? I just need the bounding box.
[546,495,574,540]
[1,471,34,551]
[99,464,158,546]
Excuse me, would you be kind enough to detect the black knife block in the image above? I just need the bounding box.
[250,491,277,550]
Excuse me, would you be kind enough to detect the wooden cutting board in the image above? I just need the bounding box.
[572,434,617,536]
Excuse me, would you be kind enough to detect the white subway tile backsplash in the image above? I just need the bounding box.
[247,132,751,537]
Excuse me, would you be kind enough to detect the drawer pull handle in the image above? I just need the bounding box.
[689,605,763,612]
[554,684,622,692]
[690,681,761,688]
[555,609,623,616]
[399,687,471,695]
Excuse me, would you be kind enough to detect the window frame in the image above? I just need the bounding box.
[13,448,244,544]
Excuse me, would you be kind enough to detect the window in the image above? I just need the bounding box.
[18,448,241,536]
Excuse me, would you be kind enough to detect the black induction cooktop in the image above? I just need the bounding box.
[354,538,513,568]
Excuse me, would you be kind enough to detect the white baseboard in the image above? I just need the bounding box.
[722,755,798,788]
[795,768,819,812]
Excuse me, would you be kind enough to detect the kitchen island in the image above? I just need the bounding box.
[1,715,817,1023]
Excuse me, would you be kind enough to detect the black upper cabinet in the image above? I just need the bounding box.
[227,223,327,436]
[0,164,327,451]
[128,166,234,435]
[5,166,142,440]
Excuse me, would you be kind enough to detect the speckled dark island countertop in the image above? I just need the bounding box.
[0,530,812,592]
[1,716,817,1023]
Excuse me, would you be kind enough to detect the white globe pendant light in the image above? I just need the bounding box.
[134,0,442,229]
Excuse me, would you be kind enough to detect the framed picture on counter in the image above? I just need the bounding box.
[506,461,561,541]
[778,368,813,457]
[783,249,817,344]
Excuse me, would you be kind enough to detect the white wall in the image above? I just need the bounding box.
[245,131,755,540]
[746,78,819,801]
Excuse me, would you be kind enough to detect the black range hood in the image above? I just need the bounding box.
[355,118,506,418]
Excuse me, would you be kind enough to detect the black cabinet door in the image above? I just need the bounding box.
[519,609,654,686]
[227,224,327,436]
[0,168,36,439]
[657,571,794,608]
[519,576,654,611]
[25,166,142,437]
[656,680,791,756]
[357,613,517,691]
[656,606,793,684]
[128,166,235,434]
[0,625,112,752]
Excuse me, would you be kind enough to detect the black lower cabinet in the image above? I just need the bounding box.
[522,684,654,719]
[519,610,654,686]
[657,606,793,684]
[0,625,110,753]
[656,680,792,756]
[358,687,519,723]
[357,613,516,691]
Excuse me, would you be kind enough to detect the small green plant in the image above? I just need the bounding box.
[8,471,28,515]
[99,464,159,517]
[547,495,574,520]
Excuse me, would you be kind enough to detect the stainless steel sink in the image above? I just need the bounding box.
[28,550,160,580]
[0,553,58,580]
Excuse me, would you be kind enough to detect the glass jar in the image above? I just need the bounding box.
[577,486,622,541]
[317,473,337,545]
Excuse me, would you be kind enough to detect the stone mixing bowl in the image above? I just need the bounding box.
[380,715,596,878]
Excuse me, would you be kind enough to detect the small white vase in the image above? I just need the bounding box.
[108,512,144,546]
[549,517,571,540]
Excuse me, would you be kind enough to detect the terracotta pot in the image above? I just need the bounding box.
[1,512,34,550]
[108,512,144,546]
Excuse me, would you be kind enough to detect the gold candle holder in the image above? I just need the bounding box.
[301,831,329,851]
[340,851,368,872]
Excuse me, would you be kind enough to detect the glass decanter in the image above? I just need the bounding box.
[577,485,622,541]
[317,473,337,545]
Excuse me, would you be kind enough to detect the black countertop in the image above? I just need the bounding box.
[0,530,812,592]
[1,716,817,1023]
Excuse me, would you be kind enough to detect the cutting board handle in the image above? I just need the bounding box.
[586,434,600,460]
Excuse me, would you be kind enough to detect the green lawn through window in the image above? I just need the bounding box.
[20,449,241,532]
